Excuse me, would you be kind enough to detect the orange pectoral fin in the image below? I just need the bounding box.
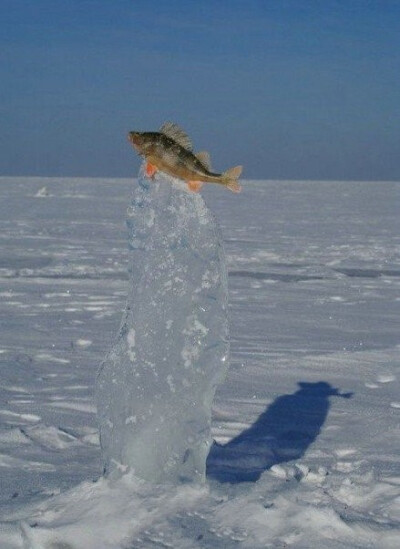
[187,181,204,193]
[145,162,157,178]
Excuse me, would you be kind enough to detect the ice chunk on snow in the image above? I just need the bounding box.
[34,185,49,197]
[96,169,229,483]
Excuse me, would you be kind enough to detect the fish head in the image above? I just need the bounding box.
[127,131,153,155]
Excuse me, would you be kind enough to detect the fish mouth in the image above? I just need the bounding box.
[127,132,142,153]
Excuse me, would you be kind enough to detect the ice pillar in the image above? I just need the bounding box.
[96,169,229,483]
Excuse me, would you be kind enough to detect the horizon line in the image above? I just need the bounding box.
[1,174,400,185]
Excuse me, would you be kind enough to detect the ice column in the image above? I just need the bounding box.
[96,169,229,483]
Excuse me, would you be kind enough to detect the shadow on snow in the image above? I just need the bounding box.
[207,381,353,483]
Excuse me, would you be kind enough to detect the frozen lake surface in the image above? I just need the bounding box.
[0,176,399,548]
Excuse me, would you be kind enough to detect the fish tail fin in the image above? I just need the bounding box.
[222,165,243,193]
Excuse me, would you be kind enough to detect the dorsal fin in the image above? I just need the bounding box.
[159,122,192,151]
[195,151,211,170]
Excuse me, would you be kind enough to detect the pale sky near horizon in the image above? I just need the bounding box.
[1,0,400,180]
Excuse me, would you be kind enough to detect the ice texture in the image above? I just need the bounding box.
[96,169,229,483]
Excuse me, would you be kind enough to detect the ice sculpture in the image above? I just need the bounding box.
[96,168,229,483]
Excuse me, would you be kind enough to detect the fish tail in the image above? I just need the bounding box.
[221,165,242,193]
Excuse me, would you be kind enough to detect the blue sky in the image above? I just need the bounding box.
[1,0,400,180]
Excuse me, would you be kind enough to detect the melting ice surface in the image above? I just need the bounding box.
[96,169,229,483]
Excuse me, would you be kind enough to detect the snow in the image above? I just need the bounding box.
[0,176,399,548]
[96,169,229,483]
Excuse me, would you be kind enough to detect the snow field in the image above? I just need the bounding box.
[0,177,399,547]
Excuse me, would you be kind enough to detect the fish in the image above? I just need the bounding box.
[128,122,242,193]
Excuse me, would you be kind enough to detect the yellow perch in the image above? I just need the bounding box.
[128,122,242,193]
